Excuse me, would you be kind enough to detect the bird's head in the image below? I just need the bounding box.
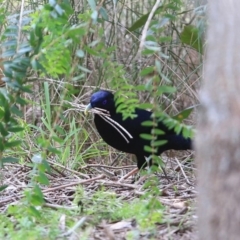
[85,90,115,115]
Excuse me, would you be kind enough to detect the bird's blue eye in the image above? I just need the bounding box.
[102,100,107,105]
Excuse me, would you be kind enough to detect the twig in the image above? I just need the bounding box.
[161,179,185,191]
[17,0,25,52]
[174,157,193,186]
[63,101,110,116]
[118,168,139,182]
[0,175,105,207]
[99,167,117,178]
[59,217,88,237]
[81,164,136,170]
[138,0,162,54]
[96,180,138,189]
[42,174,105,193]
[44,203,77,210]
[47,160,90,179]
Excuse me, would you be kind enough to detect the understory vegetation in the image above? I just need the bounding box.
[0,0,203,239]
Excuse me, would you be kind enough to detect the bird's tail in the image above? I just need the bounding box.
[166,135,192,151]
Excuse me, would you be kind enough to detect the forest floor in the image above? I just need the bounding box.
[0,151,197,240]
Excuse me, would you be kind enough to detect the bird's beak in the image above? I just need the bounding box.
[84,103,92,115]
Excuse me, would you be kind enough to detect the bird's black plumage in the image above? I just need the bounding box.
[85,90,192,169]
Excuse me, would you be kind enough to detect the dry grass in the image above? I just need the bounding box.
[0,149,197,239]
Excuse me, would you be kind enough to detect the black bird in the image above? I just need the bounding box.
[85,90,192,170]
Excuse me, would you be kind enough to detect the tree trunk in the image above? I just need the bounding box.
[196,1,240,240]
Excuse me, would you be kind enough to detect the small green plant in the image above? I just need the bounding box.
[1,205,64,240]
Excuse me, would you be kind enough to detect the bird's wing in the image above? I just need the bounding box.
[111,109,150,136]
[113,108,171,136]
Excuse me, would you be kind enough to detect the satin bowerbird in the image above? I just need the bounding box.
[85,90,192,171]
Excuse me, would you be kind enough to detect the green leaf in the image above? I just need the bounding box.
[157,85,176,94]
[140,133,154,140]
[47,146,61,154]
[36,172,49,185]
[1,39,17,47]
[152,155,164,166]
[52,135,64,144]
[31,194,45,206]
[127,6,163,33]
[33,184,44,199]
[2,49,16,58]
[151,128,165,135]
[4,32,17,38]
[0,123,9,136]
[49,0,56,6]
[31,59,38,70]
[135,85,146,91]
[19,85,32,93]
[7,127,24,133]
[145,44,161,52]
[144,145,157,153]
[91,10,98,21]
[4,107,10,122]
[140,67,154,76]
[142,49,156,55]
[78,65,92,73]
[0,185,8,192]
[5,140,22,148]
[2,157,19,163]
[180,25,203,54]
[72,74,85,81]
[88,0,96,11]
[172,106,194,122]
[84,46,99,55]
[151,140,167,147]
[34,25,43,38]
[18,45,32,54]
[28,205,41,218]
[42,159,51,172]
[99,7,108,20]
[139,103,153,109]
[55,126,65,135]
[182,126,194,138]
[0,138,4,151]
[10,106,23,117]
[0,108,4,118]
[115,97,125,106]
[141,121,157,127]
[174,124,182,135]
[54,4,64,16]
[16,96,27,106]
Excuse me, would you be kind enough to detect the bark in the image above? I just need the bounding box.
[196,1,240,240]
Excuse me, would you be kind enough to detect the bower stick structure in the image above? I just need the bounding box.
[196,1,240,239]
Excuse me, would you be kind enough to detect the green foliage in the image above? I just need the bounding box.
[115,87,139,120]
[0,94,23,166]
[29,1,89,77]
[180,25,203,54]
[0,0,200,237]
[114,198,163,230]
[0,184,7,191]
[0,205,63,239]
[127,1,182,34]
[173,106,195,122]
[74,186,163,230]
